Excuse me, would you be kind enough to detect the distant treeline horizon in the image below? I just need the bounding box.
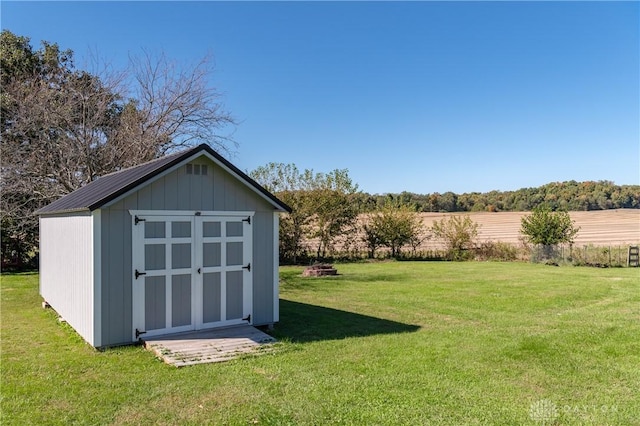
[355,180,640,213]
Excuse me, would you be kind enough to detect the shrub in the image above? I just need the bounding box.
[475,241,518,261]
[431,215,480,261]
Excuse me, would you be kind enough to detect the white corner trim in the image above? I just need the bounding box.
[92,210,102,347]
[38,216,43,297]
[273,212,280,323]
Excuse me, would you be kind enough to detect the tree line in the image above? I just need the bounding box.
[355,180,639,213]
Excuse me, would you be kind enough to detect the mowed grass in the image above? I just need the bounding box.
[2,263,639,425]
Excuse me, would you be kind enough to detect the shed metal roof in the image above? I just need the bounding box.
[36,144,291,215]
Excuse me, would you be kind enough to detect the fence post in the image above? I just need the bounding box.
[628,246,640,267]
[570,245,573,263]
[618,246,621,266]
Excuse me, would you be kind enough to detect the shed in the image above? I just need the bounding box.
[36,144,291,348]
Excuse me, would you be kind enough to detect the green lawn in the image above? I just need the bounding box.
[2,262,639,425]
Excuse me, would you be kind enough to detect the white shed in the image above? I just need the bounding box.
[36,144,290,348]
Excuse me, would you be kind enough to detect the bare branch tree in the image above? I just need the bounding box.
[1,31,238,268]
[126,50,237,155]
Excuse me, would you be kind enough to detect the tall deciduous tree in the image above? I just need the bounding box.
[0,30,235,268]
[307,169,359,259]
[250,163,359,262]
[124,51,235,155]
[250,163,314,263]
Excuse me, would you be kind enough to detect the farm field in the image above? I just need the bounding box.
[2,263,639,425]
[418,209,640,249]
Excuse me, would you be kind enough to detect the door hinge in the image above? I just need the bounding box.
[197,267,201,274]
[135,269,147,279]
[135,328,147,339]
[242,216,251,224]
[242,314,251,323]
[242,263,251,272]
[134,215,146,225]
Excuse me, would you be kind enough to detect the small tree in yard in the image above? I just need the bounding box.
[431,215,479,260]
[363,202,424,258]
[361,221,383,259]
[520,206,580,262]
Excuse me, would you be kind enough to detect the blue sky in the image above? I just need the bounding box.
[2,1,638,194]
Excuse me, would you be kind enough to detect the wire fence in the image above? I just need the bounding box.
[290,242,640,267]
[531,244,639,267]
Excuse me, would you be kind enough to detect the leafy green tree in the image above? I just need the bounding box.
[277,192,311,263]
[250,163,313,263]
[520,206,581,262]
[1,32,104,268]
[307,169,359,258]
[250,163,359,262]
[361,219,384,259]
[368,201,424,258]
[439,191,458,212]
[431,215,480,260]
[520,206,580,250]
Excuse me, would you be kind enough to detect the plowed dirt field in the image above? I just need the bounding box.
[420,209,639,248]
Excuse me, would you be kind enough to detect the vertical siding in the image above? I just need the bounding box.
[163,171,179,210]
[100,203,132,346]
[99,156,279,345]
[40,213,95,345]
[212,166,226,207]
[251,211,274,325]
[191,169,203,211]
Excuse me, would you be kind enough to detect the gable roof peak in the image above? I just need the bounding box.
[36,143,291,215]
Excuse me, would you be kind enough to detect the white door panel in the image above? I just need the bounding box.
[196,215,253,329]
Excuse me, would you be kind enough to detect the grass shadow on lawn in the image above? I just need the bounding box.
[273,299,420,343]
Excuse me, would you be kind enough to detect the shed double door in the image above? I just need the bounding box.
[132,212,253,340]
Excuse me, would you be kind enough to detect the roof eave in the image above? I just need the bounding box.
[36,207,92,216]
